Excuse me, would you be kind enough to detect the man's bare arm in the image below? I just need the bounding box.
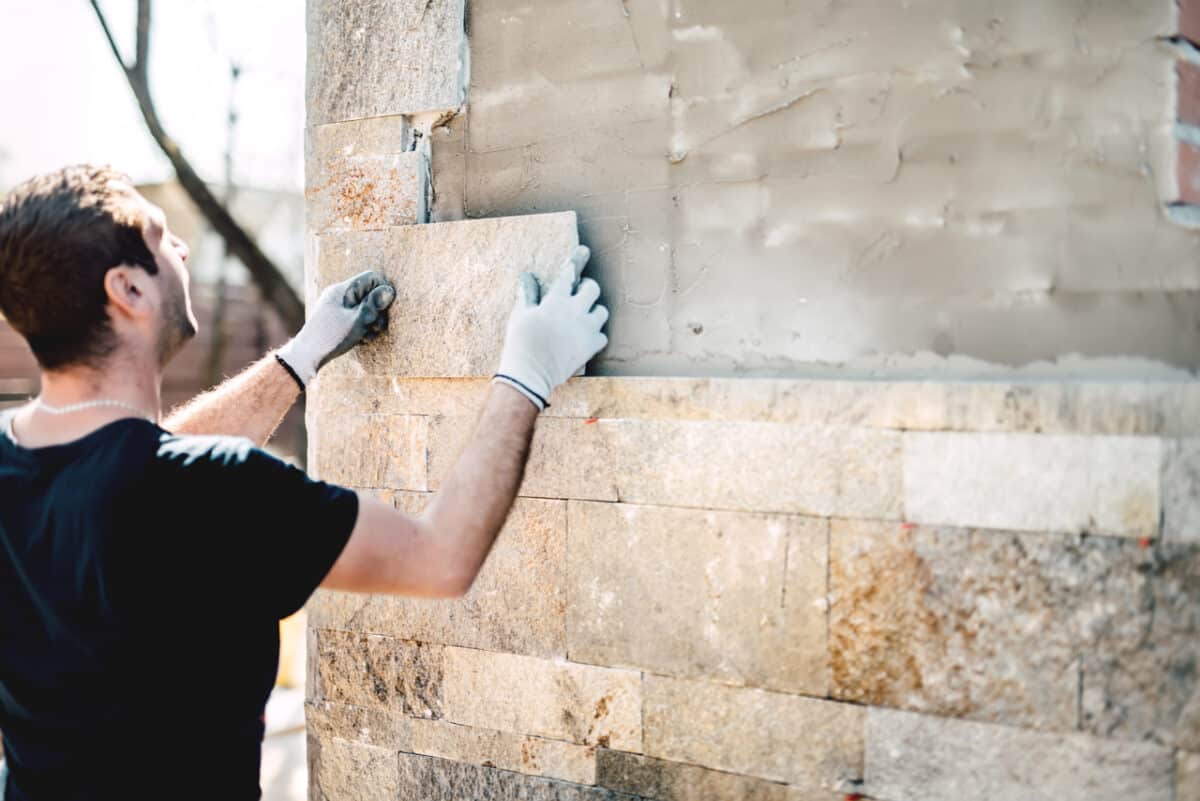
[164,270,394,445]
[322,383,537,596]
[163,353,300,446]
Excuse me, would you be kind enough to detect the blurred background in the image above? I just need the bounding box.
[1,2,310,797]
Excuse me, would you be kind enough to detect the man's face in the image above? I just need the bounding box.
[119,184,198,365]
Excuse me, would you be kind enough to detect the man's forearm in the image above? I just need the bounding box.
[162,352,301,445]
[421,383,540,589]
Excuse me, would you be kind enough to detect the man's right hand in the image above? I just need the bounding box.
[493,245,609,410]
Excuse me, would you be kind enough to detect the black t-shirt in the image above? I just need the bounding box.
[0,409,358,800]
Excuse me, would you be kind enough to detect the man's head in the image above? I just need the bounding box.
[0,164,197,374]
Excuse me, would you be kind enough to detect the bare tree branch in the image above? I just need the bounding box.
[88,0,305,331]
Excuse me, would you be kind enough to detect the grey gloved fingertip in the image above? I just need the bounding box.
[517,272,541,306]
[370,284,396,310]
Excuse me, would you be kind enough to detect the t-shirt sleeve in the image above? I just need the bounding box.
[142,432,360,620]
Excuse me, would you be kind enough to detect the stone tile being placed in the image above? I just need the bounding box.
[307,496,569,659]
[308,412,428,490]
[864,707,1175,801]
[307,0,466,125]
[440,647,642,750]
[307,116,427,234]
[312,737,400,801]
[567,502,827,695]
[315,212,579,378]
[904,432,1161,538]
[1164,439,1200,544]
[642,675,863,791]
[394,751,637,800]
[406,719,598,785]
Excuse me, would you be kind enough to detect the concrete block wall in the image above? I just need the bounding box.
[303,2,1200,800]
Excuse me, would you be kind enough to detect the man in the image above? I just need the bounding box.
[0,164,608,799]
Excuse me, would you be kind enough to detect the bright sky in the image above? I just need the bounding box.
[0,0,305,193]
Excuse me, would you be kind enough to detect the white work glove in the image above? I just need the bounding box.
[494,245,609,410]
[276,270,396,388]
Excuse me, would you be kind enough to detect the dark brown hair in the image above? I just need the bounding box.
[0,164,158,370]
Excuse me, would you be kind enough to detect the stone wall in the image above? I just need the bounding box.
[303,2,1200,800]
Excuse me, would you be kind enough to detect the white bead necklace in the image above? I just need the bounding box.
[35,396,154,422]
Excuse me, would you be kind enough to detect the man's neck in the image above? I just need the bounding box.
[11,358,162,448]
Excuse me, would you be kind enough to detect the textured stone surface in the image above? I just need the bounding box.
[428,415,618,501]
[1164,439,1200,544]
[1080,543,1200,751]
[831,520,1200,743]
[394,751,637,800]
[315,375,1200,436]
[642,675,863,790]
[307,496,568,658]
[440,647,642,749]
[315,213,579,378]
[307,115,427,233]
[308,412,427,489]
[313,630,444,718]
[430,415,900,515]
[608,420,902,518]
[865,707,1176,801]
[307,0,465,125]
[904,432,1161,537]
[406,720,598,785]
[1179,752,1200,801]
[830,519,1078,729]
[596,750,822,801]
[567,502,827,694]
[312,738,400,801]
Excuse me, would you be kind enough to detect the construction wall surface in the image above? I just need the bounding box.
[303,2,1200,800]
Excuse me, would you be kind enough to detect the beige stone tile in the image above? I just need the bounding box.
[406,719,597,785]
[440,647,642,750]
[1164,439,1200,544]
[314,213,579,378]
[306,116,427,234]
[307,0,465,125]
[904,432,1161,537]
[596,749,805,801]
[311,737,399,801]
[642,675,863,790]
[1178,751,1200,801]
[567,501,827,695]
[609,420,902,518]
[865,707,1175,801]
[393,751,630,799]
[309,412,428,490]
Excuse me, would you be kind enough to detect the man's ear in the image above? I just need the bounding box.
[103,265,152,321]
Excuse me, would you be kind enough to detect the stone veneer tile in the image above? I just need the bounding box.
[440,647,642,750]
[865,707,1175,801]
[1164,439,1200,544]
[1178,752,1200,801]
[904,432,1161,537]
[567,501,827,695]
[312,737,400,801]
[309,412,428,490]
[315,213,579,378]
[642,675,863,791]
[394,751,637,800]
[306,496,569,659]
[595,749,833,801]
[609,420,902,518]
[406,719,598,785]
[306,115,427,234]
[307,0,465,125]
